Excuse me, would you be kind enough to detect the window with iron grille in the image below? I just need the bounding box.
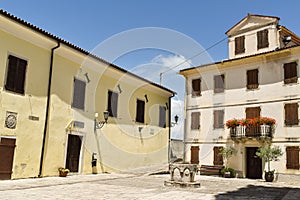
[247,69,259,89]
[283,62,298,84]
[192,78,201,97]
[72,78,86,110]
[213,110,224,129]
[257,29,269,49]
[235,36,245,54]
[5,55,27,94]
[107,90,118,117]
[214,74,225,93]
[136,99,145,123]
[191,112,200,130]
[286,146,299,169]
[285,103,299,126]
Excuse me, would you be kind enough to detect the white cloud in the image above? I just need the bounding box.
[151,54,192,70]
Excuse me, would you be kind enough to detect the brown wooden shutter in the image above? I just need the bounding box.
[136,99,145,123]
[190,146,199,164]
[159,106,166,128]
[285,103,299,125]
[257,29,269,49]
[192,78,201,96]
[235,36,245,54]
[213,146,224,165]
[247,69,259,89]
[214,75,225,93]
[246,107,261,119]
[286,146,299,169]
[72,78,86,110]
[214,110,224,129]
[5,55,27,94]
[284,62,298,84]
[191,112,200,130]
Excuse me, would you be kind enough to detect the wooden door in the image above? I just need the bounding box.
[246,147,262,179]
[190,146,199,164]
[0,138,16,180]
[66,135,82,172]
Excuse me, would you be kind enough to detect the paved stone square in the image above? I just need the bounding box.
[0,172,300,200]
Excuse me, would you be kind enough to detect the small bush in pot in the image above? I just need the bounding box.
[255,145,283,182]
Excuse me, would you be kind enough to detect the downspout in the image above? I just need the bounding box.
[38,42,60,177]
[168,93,175,163]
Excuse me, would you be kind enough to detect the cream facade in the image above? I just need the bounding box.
[180,14,300,178]
[0,10,174,179]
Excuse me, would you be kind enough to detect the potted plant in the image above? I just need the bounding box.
[219,146,237,178]
[226,119,240,136]
[58,167,70,177]
[255,145,283,182]
[261,117,276,126]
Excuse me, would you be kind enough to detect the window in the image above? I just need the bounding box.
[136,99,145,123]
[246,107,261,119]
[214,74,225,93]
[192,78,201,97]
[286,146,299,169]
[159,106,166,128]
[285,103,299,126]
[247,69,259,89]
[191,112,200,130]
[235,36,245,54]
[107,91,118,117]
[213,146,224,165]
[257,29,269,49]
[284,62,298,84]
[213,110,224,129]
[5,55,27,94]
[72,78,86,110]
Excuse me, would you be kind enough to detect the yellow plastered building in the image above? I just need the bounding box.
[0,10,174,179]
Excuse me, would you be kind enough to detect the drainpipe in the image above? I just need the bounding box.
[168,94,175,163]
[38,42,60,177]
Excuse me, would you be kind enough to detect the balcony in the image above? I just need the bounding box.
[230,125,273,139]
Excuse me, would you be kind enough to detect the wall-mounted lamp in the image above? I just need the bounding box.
[94,111,109,130]
[144,94,148,103]
[117,84,122,93]
[171,115,179,127]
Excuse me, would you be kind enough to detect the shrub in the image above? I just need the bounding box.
[221,167,236,178]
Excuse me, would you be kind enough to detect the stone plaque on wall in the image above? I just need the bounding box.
[5,111,17,129]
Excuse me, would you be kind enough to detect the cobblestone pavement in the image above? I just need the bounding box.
[0,172,300,200]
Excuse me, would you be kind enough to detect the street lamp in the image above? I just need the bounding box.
[94,111,109,130]
[171,115,179,127]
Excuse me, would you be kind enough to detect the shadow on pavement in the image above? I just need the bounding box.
[215,185,300,199]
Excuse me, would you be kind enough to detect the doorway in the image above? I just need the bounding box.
[0,138,16,180]
[246,147,262,179]
[66,134,82,172]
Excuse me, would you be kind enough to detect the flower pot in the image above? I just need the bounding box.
[224,171,231,178]
[264,171,274,182]
[59,171,68,177]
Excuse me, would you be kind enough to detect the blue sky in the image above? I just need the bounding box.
[1,1,299,139]
[1,1,299,66]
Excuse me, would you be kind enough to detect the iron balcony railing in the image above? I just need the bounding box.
[230,125,273,139]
